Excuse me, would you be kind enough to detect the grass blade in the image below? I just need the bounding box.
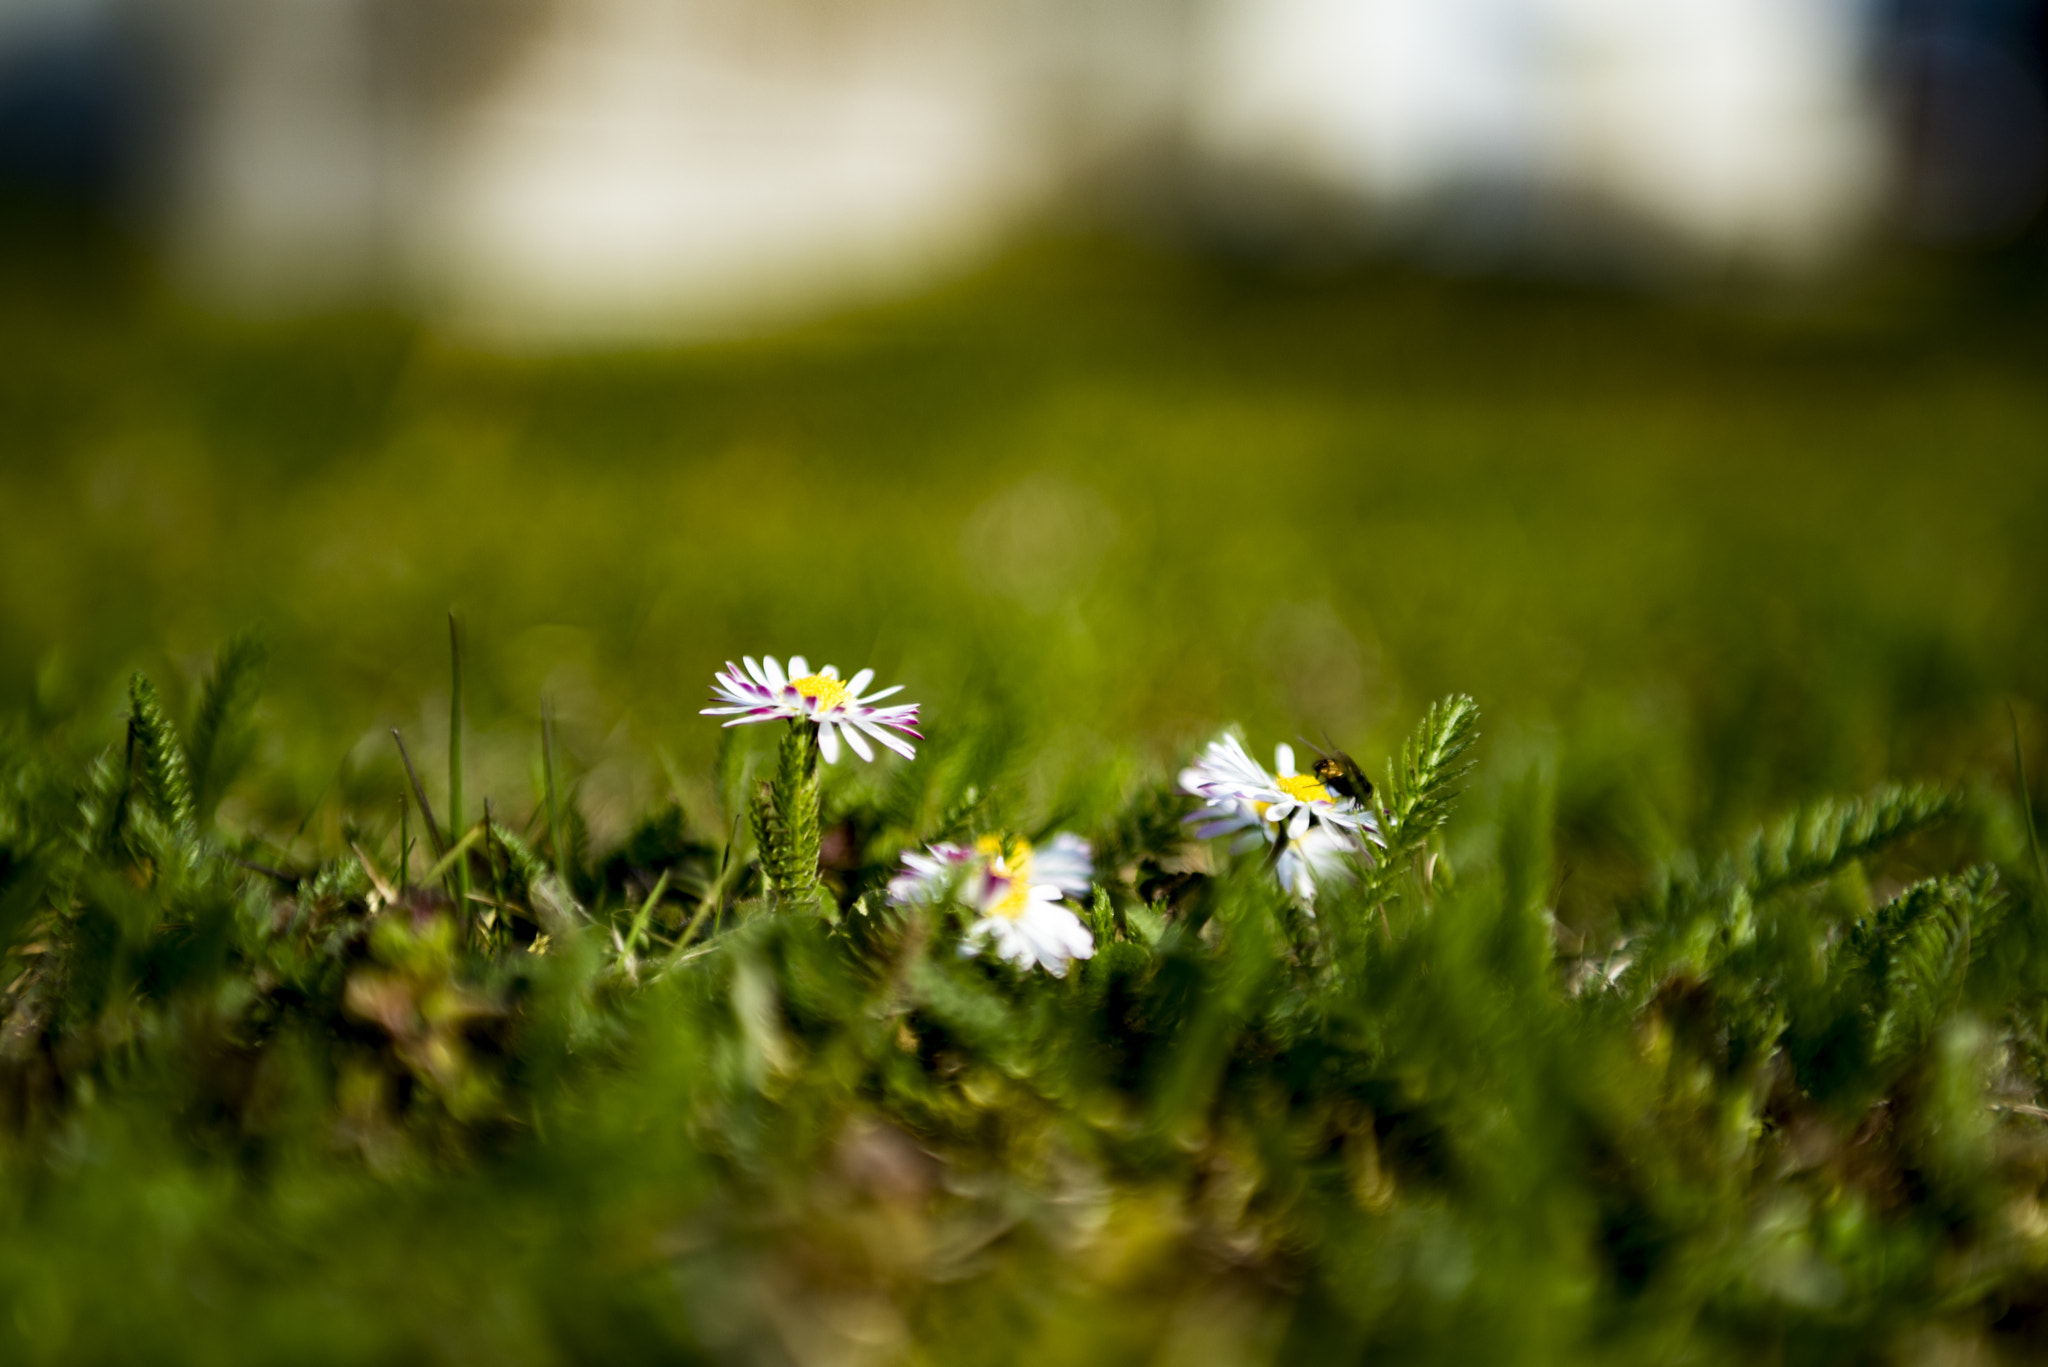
[392,728,447,857]
[2012,703,2047,891]
[543,696,567,891]
[622,867,673,961]
[449,611,470,934]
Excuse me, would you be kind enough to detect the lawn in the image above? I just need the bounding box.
[1,230,2046,1363]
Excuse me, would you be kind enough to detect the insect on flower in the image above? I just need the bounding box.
[1180,734,1383,845]
[702,655,922,764]
[889,832,1096,976]
[1305,738,1375,805]
[1180,731,1384,906]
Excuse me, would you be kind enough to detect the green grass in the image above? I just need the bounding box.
[1,234,2047,1363]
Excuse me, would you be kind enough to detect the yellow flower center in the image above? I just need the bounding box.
[1273,771,1330,804]
[976,835,1035,919]
[1253,771,1331,821]
[789,673,850,710]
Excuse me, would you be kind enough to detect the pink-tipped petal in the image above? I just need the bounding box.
[855,719,917,759]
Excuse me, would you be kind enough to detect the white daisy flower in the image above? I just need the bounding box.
[888,832,1096,977]
[1179,734,1384,845]
[1180,731,1384,906]
[701,655,922,764]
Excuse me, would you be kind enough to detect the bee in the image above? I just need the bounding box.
[1305,737,1374,806]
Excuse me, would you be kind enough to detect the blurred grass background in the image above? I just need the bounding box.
[3,226,2044,924]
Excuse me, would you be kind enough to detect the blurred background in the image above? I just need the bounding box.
[0,0,2044,905]
[4,0,2048,333]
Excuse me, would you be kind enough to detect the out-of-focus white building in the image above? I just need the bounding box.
[1193,0,1881,266]
[166,0,1078,337]
[3,0,2034,339]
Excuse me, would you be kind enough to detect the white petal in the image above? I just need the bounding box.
[1288,804,1312,839]
[1275,742,1296,775]
[743,657,769,687]
[1014,920,1064,972]
[787,655,810,680]
[1023,906,1092,973]
[846,668,874,696]
[817,722,842,764]
[855,719,916,759]
[860,684,903,703]
[1045,905,1096,958]
[841,726,874,762]
[820,664,838,678]
[988,921,1033,970]
[763,657,788,690]
[958,922,993,960]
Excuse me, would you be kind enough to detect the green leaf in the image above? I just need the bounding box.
[752,722,825,913]
[1844,866,2005,1064]
[127,672,196,841]
[1738,783,1958,901]
[186,632,266,827]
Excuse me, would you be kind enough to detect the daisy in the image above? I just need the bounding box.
[889,832,1096,977]
[1179,734,1383,846]
[702,655,922,764]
